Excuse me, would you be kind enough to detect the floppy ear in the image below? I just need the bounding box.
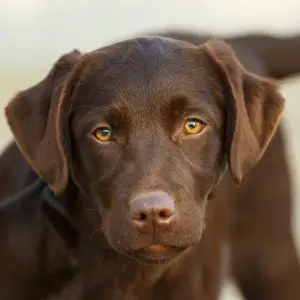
[202,40,285,183]
[5,50,84,196]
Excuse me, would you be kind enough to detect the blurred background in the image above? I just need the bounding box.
[1,1,300,299]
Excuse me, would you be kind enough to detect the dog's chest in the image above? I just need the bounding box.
[51,241,222,299]
[79,257,206,300]
[81,274,203,300]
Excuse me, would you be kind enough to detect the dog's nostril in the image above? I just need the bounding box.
[133,212,147,221]
[140,213,147,220]
[159,209,172,219]
[139,213,147,221]
[130,191,176,228]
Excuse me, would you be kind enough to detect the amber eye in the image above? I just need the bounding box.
[94,127,113,142]
[183,118,205,135]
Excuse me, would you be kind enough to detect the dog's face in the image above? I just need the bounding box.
[5,37,284,264]
[70,39,226,260]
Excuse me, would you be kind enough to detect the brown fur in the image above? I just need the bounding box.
[0,33,299,299]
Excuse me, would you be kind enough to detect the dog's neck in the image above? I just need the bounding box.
[70,236,195,298]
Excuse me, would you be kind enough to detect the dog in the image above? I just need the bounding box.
[1,33,300,299]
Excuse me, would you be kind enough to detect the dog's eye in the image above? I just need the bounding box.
[183,118,205,135]
[94,127,113,142]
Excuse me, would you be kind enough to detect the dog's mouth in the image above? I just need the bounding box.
[130,244,187,265]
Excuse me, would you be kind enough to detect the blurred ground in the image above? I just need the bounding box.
[1,1,300,299]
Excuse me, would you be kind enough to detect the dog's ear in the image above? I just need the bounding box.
[5,50,85,196]
[202,40,284,183]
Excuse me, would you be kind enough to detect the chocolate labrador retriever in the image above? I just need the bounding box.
[1,33,299,299]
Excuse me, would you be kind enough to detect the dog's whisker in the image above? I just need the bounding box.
[84,208,97,211]
[90,225,104,240]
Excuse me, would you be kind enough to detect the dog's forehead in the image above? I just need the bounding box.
[83,36,196,80]
[90,36,194,59]
[73,36,216,111]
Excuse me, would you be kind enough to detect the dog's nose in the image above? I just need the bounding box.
[130,191,176,230]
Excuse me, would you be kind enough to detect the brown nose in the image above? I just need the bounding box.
[130,191,176,230]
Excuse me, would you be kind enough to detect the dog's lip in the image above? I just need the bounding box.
[143,244,181,255]
[133,244,187,261]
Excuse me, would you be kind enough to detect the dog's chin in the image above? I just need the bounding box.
[127,244,190,266]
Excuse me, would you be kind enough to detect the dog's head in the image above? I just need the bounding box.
[5,37,284,264]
